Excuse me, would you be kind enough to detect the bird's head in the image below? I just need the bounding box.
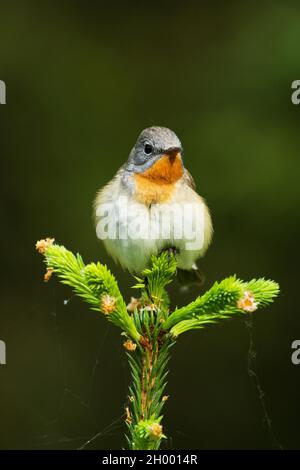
[126,127,184,184]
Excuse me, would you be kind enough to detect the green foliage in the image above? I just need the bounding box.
[164,276,244,331]
[37,240,279,450]
[129,417,166,450]
[44,244,140,343]
[244,278,280,306]
[125,337,172,450]
[164,276,280,337]
[133,252,177,309]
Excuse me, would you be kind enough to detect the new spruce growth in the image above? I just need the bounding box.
[36,239,279,450]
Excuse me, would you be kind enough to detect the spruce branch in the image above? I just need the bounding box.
[133,252,177,310]
[164,276,279,337]
[163,276,244,332]
[35,238,280,450]
[39,241,140,343]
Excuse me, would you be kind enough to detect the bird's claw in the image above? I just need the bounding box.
[167,247,178,262]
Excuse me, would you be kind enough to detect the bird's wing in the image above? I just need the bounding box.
[183,169,196,190]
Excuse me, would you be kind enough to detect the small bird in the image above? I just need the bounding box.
[94,127,213,282]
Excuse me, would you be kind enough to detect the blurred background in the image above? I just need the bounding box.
[0,0,300,450]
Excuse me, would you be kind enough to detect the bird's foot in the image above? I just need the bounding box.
[166,246,179,262]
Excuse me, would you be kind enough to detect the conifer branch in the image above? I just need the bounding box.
[35,238,279,450]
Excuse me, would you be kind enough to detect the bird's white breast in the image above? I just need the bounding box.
[94,174,212,272]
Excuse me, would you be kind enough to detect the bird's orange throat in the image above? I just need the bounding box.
[139,153,183,184]
[134,153,183,205]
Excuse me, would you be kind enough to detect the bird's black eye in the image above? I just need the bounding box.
[144,143,153,155]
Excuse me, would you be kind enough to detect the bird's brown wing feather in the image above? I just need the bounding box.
[183,169,196,190]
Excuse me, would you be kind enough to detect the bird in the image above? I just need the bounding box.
[94,126,213,283]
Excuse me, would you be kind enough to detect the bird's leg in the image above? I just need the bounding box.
[167,246,178,262]
[159,246,179,262]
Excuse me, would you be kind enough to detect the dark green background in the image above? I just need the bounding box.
[1,0,299,449]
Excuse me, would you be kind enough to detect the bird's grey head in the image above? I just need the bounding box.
[126,126,183,173]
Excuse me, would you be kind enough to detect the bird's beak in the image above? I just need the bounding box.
[164,146,182,162]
